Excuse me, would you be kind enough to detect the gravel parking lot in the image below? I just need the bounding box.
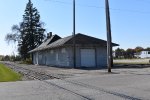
[3,61,150,81]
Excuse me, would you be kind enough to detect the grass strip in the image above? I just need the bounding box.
[0,63,21,82]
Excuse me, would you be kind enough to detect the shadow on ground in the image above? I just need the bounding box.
[47,64,150,70]
[113,64,150,69]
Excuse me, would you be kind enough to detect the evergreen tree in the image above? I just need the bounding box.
[6,0,45,60]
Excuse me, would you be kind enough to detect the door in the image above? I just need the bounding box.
[81,49,96,67]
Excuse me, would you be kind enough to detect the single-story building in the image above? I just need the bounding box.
[138,51,150,58]
[29,33,119,68]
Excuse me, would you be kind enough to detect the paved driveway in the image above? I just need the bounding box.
[0,64,150,100]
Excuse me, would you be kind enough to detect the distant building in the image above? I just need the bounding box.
[29,33,119,68]
[137,51,150,58]
[0,55,3,61]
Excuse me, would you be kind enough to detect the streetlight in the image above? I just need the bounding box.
[105,0,112,72]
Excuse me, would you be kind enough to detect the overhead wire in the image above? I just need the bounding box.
[44,0,150,14]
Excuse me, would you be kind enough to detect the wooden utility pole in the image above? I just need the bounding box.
[73,0,76,68]
[105,0,113,72]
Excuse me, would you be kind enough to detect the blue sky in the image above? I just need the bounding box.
[0,0,150,55]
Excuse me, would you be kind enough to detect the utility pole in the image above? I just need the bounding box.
[105,0,112,73]
[73,0,76,68]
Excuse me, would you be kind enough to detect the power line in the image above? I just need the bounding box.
[109,8,150,14]
[45,0,150,15]
[134,0,150,3]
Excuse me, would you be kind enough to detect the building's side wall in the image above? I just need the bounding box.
[33,52,39,65]
[45,48,70,67]
[33,48,70,67]
[33,52,36,64]
[38,51,45,65]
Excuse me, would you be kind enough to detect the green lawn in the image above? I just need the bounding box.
[0,63,21,82]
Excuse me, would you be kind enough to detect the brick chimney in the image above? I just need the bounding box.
[47,32,52,39]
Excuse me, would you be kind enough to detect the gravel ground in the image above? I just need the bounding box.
[1,63,150,100]
[3,62,61,81]
[2,61,108,81]
[1,61,150,100]
[2,61,150,81]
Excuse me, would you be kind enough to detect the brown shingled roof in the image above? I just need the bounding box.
[29,33,119,53]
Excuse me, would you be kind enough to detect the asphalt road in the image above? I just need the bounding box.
[0,67,150,100]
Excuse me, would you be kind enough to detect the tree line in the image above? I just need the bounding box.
[0,55,21,62]
[114,46,150,59]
